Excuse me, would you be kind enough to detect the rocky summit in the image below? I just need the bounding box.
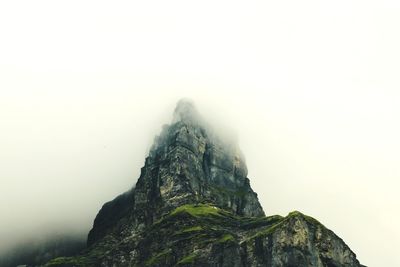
[45,99,364,267]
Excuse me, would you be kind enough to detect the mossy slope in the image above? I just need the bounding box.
[44,205,362,267]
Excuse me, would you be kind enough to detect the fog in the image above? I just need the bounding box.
[1,1,400,266]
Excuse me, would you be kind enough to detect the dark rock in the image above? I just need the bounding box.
[44,99,364,267]
[87,99,264,247]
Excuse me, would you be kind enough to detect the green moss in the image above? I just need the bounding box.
[152,204,239,232]
[239,215,283,230]
[171,204,221,217]
[145,249,172,266]
[256,221,283,237]
[247,217,286,240]
[287,210,303,217]
[182,226,203,233]
[45,256,91,267]
[287,211,323,226]
[174,226,204,237]
[247,211,326,241]
[176,253,197,265]
[217,234,234,243]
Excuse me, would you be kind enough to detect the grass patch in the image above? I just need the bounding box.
[239,215,283,230]
[176,253,197,265]
[217,234,234,243]
[171,204,221,217]
[45,256,91,267]
[182,226,203,233]
[249,221,284,239]
[174,226,204,237]
[287,211,323,226]
[145,248,172,266]
[247,211,325,240]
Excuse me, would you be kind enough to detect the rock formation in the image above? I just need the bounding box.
[45,99,364,267]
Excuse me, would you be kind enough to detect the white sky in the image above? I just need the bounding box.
[1,1,399,266]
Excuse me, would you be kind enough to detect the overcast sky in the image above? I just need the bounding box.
[1,1,400,266]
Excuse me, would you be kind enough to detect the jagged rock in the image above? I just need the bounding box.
[45,99,364,267]
[87,99,264,247]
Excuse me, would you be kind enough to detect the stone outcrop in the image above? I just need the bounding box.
[45,99,364,267]
[87,99,264,247]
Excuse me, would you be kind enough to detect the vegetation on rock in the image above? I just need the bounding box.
[41,100,363,267]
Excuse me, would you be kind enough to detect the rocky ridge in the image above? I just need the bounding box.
[45,99,364,267]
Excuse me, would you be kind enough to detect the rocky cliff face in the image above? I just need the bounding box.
[45,100,364,267]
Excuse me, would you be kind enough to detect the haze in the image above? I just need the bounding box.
[1,1,400,266]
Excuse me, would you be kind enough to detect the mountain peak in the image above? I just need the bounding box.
[44,100,364,267]
[87,99,264,246]
[172,98,200,124]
